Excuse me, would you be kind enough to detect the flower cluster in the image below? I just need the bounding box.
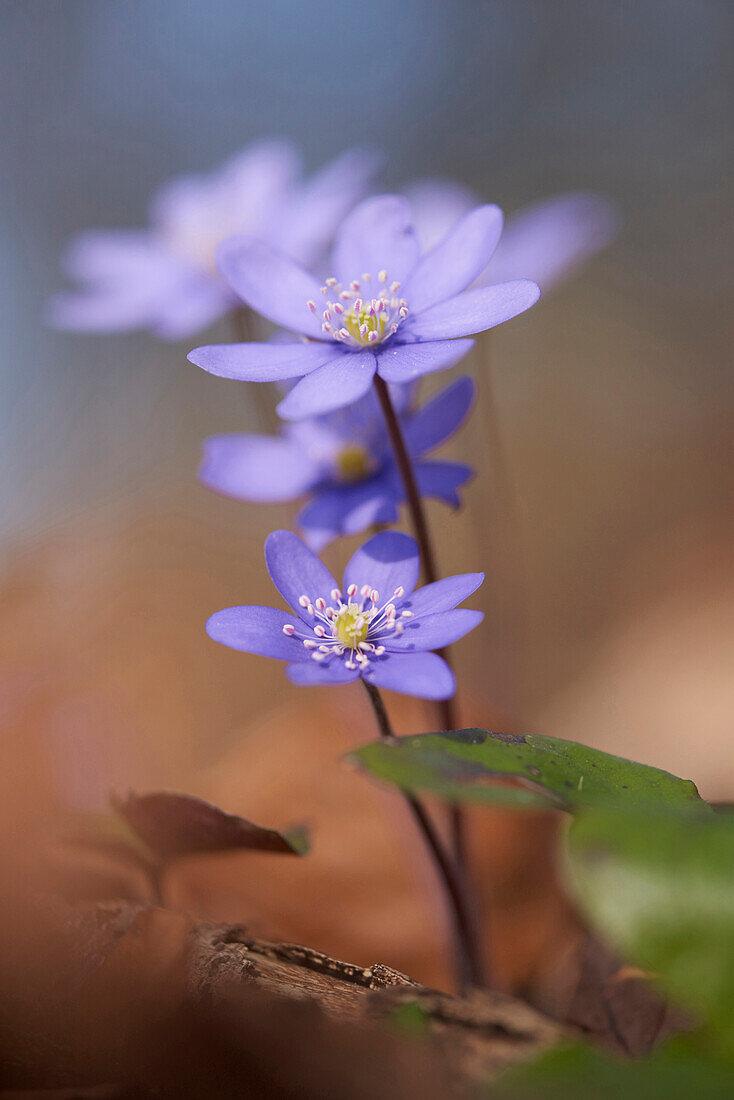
[50,140,617,699]
[48,135,620,997]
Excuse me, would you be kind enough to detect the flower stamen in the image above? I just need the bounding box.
[309,271,409,348]
[287,583,416,666]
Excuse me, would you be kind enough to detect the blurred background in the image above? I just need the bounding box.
[1,0,733,994]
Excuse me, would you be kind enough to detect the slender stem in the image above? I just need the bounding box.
[361,680,483,990]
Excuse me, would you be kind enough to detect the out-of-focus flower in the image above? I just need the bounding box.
[48,141,381,340]
[405,179,619,292]
[200,376,475,550]
[206,529,484,700]
[188,195,540,419]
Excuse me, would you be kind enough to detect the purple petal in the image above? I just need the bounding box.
[199,434,320,502]
[188,341,340,382]
[217,237,324,337]
[298,478,399,551]
[276,350,377,420]
[264,530,338,620]
[286,660,360,687]
[385,608,483,652]
[47,290,156,333]
[269,147,383,267]
[399,573,485,617]
[343,531,420,600]
[152,139,301,240]
[50,230,230,339]
[403,178,477,252]
[60,230,168,283]
[406,280,540,341]
[331,195,419,285]
[206,605,308,661]
[414,461,474,507]
[403,376,475,455]
[376,339,474,383]
[223,138,302,192]
[150,279,232,339]
[402,205,503,314]
[337,485,399,534]
[486,192,619,290]
[364,652,456,700]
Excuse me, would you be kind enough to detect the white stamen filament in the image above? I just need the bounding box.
[285,583,418,668]
[308,270,409,348]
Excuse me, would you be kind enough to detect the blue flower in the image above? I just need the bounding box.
[405,179,619,292]
[48,141,380,340]
[206,529,484,700]
[188,195,540,418]
[200,376,474,550]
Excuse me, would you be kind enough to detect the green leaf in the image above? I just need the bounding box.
[567,808,734,1052]
[348,729,703,814]
[496,1039,734,1099]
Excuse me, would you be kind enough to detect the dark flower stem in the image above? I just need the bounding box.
[372,376,470,864]
[361,679,483,991]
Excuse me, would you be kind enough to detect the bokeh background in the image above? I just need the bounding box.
[1,0,733,992]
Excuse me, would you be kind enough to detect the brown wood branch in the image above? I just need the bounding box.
[185,914,566,1082]
[2,902,566,1095]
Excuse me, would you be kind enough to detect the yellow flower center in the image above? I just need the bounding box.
[284,583,407,669]
[334,604,370,650]
[343,306,388,346]
[335,444,373,483]
[307,271,409,348]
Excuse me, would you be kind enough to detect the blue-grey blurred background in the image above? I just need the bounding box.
[1,0,733,826]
